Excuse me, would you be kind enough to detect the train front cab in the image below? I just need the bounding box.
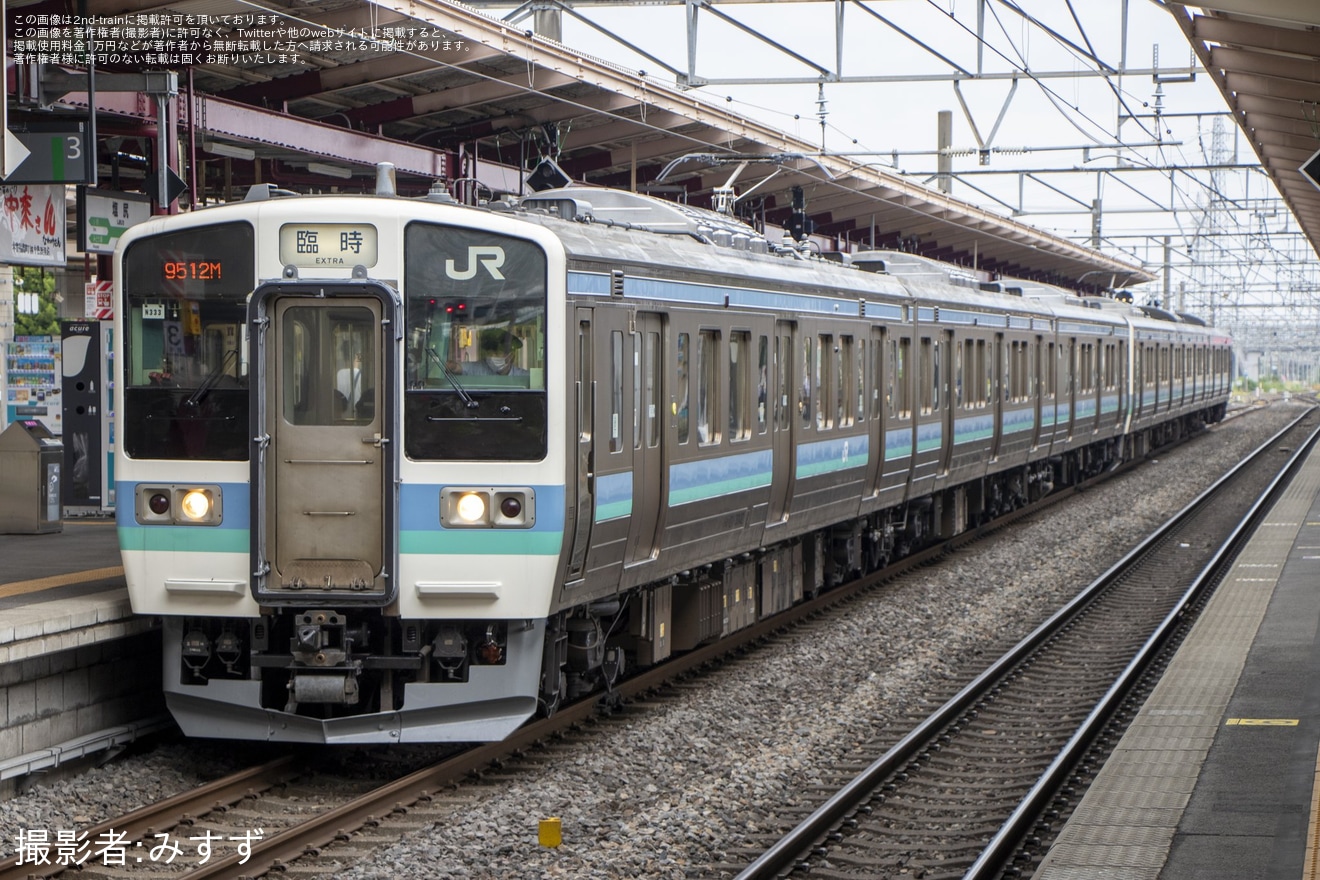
[116,201,568,743]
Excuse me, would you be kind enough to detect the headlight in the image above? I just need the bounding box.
[455,491,487,523]
[441,487,535,528]
[180,489,213,520]
[136,484,223,526]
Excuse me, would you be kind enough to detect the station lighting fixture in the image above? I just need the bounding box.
[308,162,353,180]
[202,141,256,161]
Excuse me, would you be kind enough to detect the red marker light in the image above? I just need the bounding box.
[148,493,170,515]
[500,496,522,519]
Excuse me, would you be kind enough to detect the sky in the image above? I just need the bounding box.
[479,0,1315,327]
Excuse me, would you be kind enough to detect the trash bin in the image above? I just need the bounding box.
[0,419,64,534]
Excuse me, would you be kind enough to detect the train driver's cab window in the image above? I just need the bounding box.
[404,223,547,392]
[403,223,548,461]
[119,222,255,461]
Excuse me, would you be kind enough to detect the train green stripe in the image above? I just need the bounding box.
[119,527,563,556]
[400,530,563,555]
[118,527,250,553]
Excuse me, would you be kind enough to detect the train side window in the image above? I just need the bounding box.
[1045,343,1056,400]
[730,330,750,442]
[610,330,624,453]
[776,334,791,431]
[633,331,642,450]
[918,338,930,415]
[896,337,911,419]
[815,335,826,429]
[698,329,720,445]
[872,335,884,421]
[677,332,690,445]
[956,340,965,408]
[932,339,941,412]
[757,335,769,435]
[854,338,865,424]
[801,336,814,428]
[646,331,660,448]
[1062,343,1074,400]
[577,322,591,441]
[837,336,853,428]
[827,337,838,426]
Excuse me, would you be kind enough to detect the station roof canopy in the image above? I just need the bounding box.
[1167,1,1320,260]
[17,0,1157,288]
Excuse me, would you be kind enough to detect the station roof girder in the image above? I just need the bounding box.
[16,0,1156,286]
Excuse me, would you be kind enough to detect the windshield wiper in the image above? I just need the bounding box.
[182,350,238,412]
[425,347,478,409]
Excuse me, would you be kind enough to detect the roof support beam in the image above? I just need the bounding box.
[61,90,448,177]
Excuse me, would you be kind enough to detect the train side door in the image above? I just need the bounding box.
[939,329,954,476]
[563,307,595,586]
[990,333,1004,460]
[625,312,665,566]
[255,290,392,601]
[575,305,635,590]
[882,332,916,497]
[766,321,796,526]
[1065,338,1077,440]
[865,324,885,497]
[1031,335,1044,449]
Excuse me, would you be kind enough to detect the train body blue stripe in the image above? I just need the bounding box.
[595,472,632,521]
[1003,408,1035,435]
[670,447,773,505]
[953,413,994,443]
[569,271,906,320]
[886,427,912,461]
[916,421,942,453]
[796,434,868,479]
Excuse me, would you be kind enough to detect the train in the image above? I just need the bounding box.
[113,174,1232,743]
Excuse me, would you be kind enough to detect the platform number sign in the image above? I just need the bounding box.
[4,124,93,184]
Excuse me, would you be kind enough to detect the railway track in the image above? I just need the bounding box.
[730,408,1320,880]
[1,414,1286,880]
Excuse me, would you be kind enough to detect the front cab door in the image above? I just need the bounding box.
[250,283,397,605]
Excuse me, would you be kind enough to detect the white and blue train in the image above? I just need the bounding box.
[113,179,1232,743]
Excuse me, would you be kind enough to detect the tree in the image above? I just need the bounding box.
[13,267,58,337]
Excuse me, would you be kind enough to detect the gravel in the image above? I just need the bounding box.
[0,402,1305,879]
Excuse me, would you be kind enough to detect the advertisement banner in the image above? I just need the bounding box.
[0,184,66,266]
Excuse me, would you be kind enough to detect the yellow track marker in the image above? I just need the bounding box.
[538,817,562,847]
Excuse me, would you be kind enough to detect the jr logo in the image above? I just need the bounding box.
[445,246,506,280]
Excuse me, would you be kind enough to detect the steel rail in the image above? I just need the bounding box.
[0,756,300,880]
[2,413,1248,880]
[733,407,1317,880]
[964,412,1320,879]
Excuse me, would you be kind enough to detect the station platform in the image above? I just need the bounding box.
[0,519,166,789]
[1033,435,1320,879]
